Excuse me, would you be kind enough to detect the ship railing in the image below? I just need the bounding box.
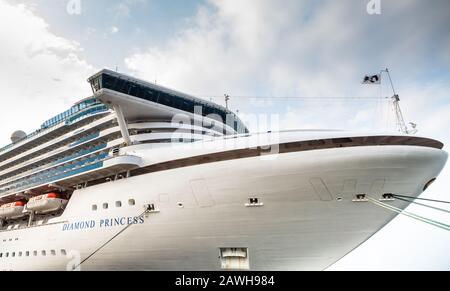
[0,151,139,198]
[0,105,109,156]
[0,149,109,188]
[0,141,108,185]
[0,153,110,197]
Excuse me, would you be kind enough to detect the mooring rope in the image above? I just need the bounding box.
[367,196,450,232]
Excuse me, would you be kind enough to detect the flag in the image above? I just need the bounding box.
[362,74,381,84]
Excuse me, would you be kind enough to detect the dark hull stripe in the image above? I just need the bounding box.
[129,135,443,177]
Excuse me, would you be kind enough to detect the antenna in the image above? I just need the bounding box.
[382,68,416,134]
[224,94,230,110]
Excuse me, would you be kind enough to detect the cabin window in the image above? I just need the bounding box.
[18,252,22,257]
[12,252,15,257]
[51,250,56,256]
[41,250,46,256]
[103,203,109,209]
[5,253,8,258]
[26,251,30,257]
[33,251,37,256]
[128,199,136,206]
[116,201,122,208]
[0,253,2,258]
[61,249,67,256]
[92,204,97,211]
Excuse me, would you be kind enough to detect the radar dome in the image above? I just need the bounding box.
[11,130,27,143]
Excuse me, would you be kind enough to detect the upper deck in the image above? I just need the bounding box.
[88,69,248,134]
[0,98,109,162]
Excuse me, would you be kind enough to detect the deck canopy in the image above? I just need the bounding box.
[88,69,249,134]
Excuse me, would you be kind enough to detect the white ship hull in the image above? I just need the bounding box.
[1,143,446,271]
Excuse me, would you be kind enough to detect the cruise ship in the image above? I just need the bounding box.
[0,69,447,271]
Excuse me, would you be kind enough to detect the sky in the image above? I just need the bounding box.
[0,0,449,270]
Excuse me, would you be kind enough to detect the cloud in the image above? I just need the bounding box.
[0,0,95,146]
[111,26,120,34]
[124,0,450,131]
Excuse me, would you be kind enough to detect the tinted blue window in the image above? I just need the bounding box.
[91,73,248,134]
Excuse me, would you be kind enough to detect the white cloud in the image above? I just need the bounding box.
[125,1,367,97]
[124,0,450,133]
[111,26,120,34]
[0,1,95,146]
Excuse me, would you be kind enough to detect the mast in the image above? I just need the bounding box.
[382,68,414,134]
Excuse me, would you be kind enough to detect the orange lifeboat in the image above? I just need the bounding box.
[0,201,26,219]
[26,193,69,214]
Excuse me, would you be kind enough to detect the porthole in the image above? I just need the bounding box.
[128,199,136,206]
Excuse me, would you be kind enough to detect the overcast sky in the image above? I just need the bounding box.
[0,0,449,270]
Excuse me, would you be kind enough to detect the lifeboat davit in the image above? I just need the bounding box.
[26,193,68,214]
[0,201,26,219]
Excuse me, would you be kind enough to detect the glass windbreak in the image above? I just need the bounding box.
[41,98,103,129]
[0,99,107,153]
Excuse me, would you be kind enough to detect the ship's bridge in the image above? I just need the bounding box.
[87,69,248,135]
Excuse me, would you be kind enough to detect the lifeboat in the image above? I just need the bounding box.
[0,201,26,219]
[26,193,69,214]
